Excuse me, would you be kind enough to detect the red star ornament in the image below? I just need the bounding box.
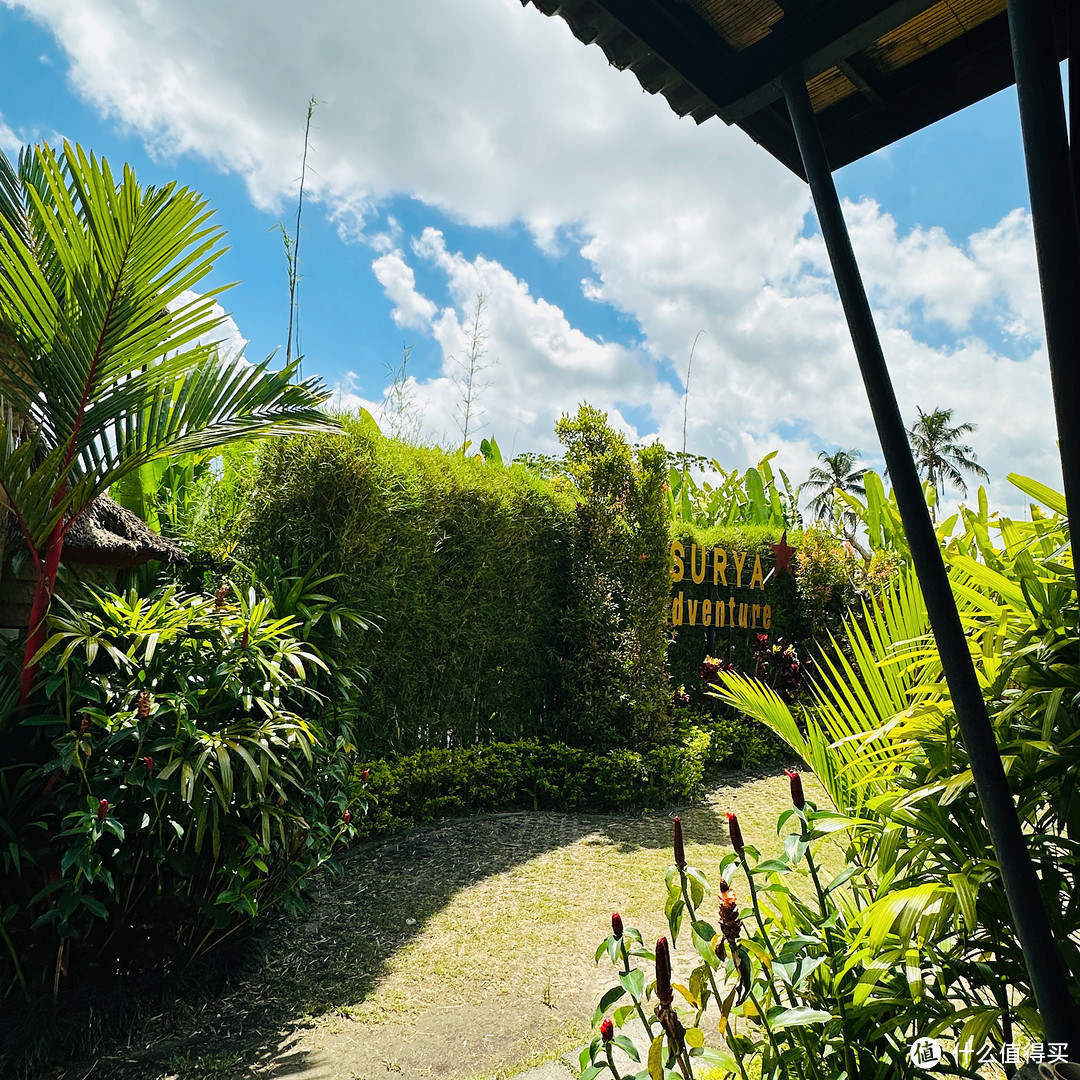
[771,530,796,575]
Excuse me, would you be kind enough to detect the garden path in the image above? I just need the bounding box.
[60,768,805,1080]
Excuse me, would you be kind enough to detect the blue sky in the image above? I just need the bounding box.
[0,0,1062,515]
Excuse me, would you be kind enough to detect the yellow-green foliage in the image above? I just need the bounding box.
[219,411,671,755]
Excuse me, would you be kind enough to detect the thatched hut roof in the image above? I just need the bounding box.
[62,495,188,567]
[4,494,187,568]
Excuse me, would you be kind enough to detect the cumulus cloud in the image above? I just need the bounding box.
[167,290,249,365]
[4,0,1061,519]
[371,227,673,454]
[0,113,20,159]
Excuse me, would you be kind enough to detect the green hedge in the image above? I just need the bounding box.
[347,722,787,839]
[200,409,671,756]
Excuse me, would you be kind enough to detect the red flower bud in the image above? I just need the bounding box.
[655,936,673,1005]
[343,809,352,824]
[726,811,744,854]
[718,880,743,945]
[673,815,686,869]
[136,691,152,718]
[600,1017,614,1042]
[784,769,806,810]
[240,627,249,651]
[143,756,154,774]
[97,798,109,821]
[361,768,370,784]
[611,912,623,939]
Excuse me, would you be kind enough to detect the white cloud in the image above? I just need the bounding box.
[371,251,437,330]
[4,0,1062,519]
[168,290,248,364]
[0,113,20,159]
[374,228,672,455]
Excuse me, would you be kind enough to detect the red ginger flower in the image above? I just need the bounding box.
[718,879,743,946]
[726,811,744,854]
[97,798,109,821]
[143,756,154,774]
[361,768,370,784]
[784,769,806,810]
[673,815,686,869]
[343,809,352,824]
[600,1017,614,1042]
[655,936,673,1005]
[136,691,152,718]
[611,912,623,939]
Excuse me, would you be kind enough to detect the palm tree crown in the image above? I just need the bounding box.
[0,140,338,704]
[801,448,868,533]
[907,407,989,517]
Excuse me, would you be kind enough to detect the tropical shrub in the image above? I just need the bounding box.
[665,451,801,531]
[0,573,370,1014]
[0,141,334,707]
[709,475,1080,1071]
[197,406,673,756]
[583,803,971,1080]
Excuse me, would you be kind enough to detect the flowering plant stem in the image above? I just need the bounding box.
[620,940,657,1036]
[799,812,858,1080]
[676,867,773,1080]
[733,850,818,1080]
[602,1041,624,1080]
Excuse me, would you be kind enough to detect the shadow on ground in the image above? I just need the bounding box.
[34,767,785,1080]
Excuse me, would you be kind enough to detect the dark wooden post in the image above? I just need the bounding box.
[780,67,1080,1057]
[1007,0,1080,606]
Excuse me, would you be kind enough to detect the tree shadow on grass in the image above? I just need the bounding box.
[32,767,786,1080]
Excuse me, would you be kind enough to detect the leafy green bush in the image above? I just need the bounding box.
[556,405,672,745]
[584,801,960,1080]
[0,575,369,1012]
[714,476,1080,1066]
[191,407,672,756]
[347,720,783,841]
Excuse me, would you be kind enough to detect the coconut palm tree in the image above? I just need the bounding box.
[800,448,868,539]
[907,407,989,519]
[0,141,338,705]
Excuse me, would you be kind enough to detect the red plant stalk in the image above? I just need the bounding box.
[18,518,65,706]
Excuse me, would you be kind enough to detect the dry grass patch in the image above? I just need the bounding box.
[40,767,835,1080]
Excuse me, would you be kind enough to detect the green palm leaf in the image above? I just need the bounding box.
[0,139,341,703]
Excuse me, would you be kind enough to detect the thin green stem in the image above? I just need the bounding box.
[745,985,789,1080]
[736,852,776,956]
[602,1041,624,1080]
[732,855,825,1080]
[0,917,30,1000]
[802,825,857,1080]
[619,940,656,1036]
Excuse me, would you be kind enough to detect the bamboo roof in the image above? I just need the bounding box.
[520,0,1072,175]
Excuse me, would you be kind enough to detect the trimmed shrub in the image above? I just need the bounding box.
[194,409,672,756]
[346,721,782,841]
